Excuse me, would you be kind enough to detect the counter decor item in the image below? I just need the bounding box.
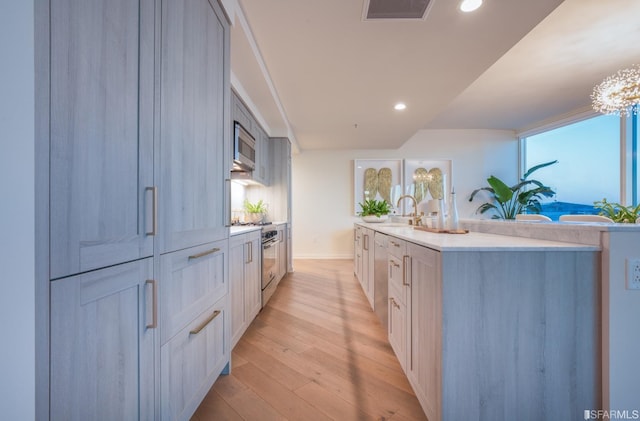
[404,159,452,215]
[448,187,459,230]
[244,199,268,223]
[358,199,391,222]
[437,199,446,229]
[468,160,557,220]
[594,198,640,223]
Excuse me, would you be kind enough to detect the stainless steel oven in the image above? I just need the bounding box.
[261,225,279,307]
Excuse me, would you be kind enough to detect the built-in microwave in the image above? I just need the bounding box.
[232,121,256,172]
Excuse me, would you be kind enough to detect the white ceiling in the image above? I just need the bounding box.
[229,0,640,152]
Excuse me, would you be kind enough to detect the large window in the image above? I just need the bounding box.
[521,112,638,220]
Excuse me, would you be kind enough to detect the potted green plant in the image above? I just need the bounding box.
[244,199,268,223]
[358,199,391,223]
[468,160,557,220]
[594,198,640,223]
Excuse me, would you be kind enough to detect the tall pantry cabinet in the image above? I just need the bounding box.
[40,0,231,419]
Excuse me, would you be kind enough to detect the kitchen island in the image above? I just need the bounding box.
[355,221,602,421]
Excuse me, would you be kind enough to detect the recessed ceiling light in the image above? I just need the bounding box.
[459,0,482,12]
[394,103,407,110]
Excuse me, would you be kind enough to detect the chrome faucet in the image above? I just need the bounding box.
[397,194,421,226]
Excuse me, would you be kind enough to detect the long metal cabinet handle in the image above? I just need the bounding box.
[364,234,369,251]
[402,255,411,286]
[246,241,252,264]
[389,298,393,333]
[189,310,221,335]
[188,247,220,260]
[145,280,157,329]
[146,187,157,236]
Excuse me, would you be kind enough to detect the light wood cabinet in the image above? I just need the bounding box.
[160,298,229,421]
[230,90,271,186]
[354,226,363,282]
[354,225,375,309]
[43,0,231,419]
[276,224,287,283]
[232,92,253,134]
[381,234,600,421]
[158,0,229,253]
[230,230,262,348]
[50,259,155,421]
[49,0,155,280]
[253,126,271,186]
[388,284,406,371]
[362,227,375,308]
[160,240,229,345]
[406,242,442,421]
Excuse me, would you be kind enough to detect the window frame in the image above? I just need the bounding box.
[518,109,638,208]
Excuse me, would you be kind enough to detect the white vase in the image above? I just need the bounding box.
[246,212,263,224]
[362,215,389,223]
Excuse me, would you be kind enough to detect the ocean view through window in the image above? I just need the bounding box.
[521,113,628,220]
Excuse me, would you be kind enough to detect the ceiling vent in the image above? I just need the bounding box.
[363,0,434,20]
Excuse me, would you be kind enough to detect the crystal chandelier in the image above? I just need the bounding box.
[591,64,640,116]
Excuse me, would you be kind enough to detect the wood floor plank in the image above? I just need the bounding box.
[193,259,428,421]
[192,390,243,421]
[232,362,332,421]
[294,381,378,421]
[233,337,312,391]
[210,375,286,421]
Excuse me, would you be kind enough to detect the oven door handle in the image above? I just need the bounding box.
[263,239,280,249]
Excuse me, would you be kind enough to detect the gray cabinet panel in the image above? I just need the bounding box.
[159,0,229,252]
[50,259,155,421]
[160,239,228,345]
[49,0,154,279]
[160,298,229,421]
[230,231,261,348]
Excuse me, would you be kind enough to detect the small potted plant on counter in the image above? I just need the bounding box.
[468,160,557,220]
[358,199,391,223]
[244,199,268,224]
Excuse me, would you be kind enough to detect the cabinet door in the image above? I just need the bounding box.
[49,0,154,279]
[230,234,247,348]
[160,240,228,345]
[245,231,262,321]
[159,0,229,253]
[388,286,406,371]
[50,259,155,421]
[388,237,408,305]
[407,243,442,421]
[254,127,271,185]
[277,225,287,282]
[161,298,229,421]
[361,228,375,308]
[232,91,253,133]
[354,226,363,280]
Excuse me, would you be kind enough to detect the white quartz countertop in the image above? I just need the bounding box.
[230,225,262,236]
[357,222,600,252]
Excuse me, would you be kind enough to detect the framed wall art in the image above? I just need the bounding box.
[403,159,452,210]
[353,159,403,215]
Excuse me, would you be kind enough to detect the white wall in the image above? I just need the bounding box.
[292,129,517,258]
[0,2,36,419]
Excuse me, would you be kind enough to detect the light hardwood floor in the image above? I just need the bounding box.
[192,259,428,421]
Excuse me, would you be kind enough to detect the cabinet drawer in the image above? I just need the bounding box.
[388,254,409,305]
[160,240,228,344]
[387,236,406,258]
[160,298,229,421]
